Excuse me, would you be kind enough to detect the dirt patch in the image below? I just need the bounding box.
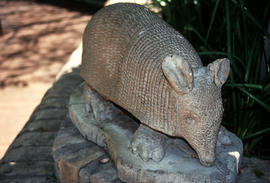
[0,0,96,159]
[0,0,150,160]
[0,0,95,87]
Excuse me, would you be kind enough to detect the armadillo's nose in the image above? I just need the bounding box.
[198,152,215,167]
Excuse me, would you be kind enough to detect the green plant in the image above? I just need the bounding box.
[152,0,270,158]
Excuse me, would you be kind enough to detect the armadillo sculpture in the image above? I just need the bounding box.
[81,3,230,167]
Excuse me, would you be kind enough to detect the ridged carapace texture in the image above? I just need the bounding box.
[81,3,230,166]
[81,3,202,135]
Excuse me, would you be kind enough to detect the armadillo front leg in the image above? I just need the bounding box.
[130,124,168,162]
[83,83,121,122]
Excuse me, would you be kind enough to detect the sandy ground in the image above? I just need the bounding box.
[0,84,51,157]
[0,0,150,160]
[0,0,94,159]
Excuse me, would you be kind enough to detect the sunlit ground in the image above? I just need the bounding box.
[0,0,92,159]
[0,84,51,158]
[0,0,150,160]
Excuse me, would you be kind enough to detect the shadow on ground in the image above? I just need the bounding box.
[36,0,105,13]
[0,0,103,88]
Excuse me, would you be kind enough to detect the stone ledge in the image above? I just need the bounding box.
[52,114,123,183]
[0,175,57,183]
[54,91,270,183]
[0,161,54,176]
[1,146,53,163]
[21,119,62,133]
[0,66,83,182]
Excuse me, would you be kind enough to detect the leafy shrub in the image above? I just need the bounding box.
[152,0,270,158]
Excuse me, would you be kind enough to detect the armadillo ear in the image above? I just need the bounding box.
[162,55,193,94]
[208,58,230,87]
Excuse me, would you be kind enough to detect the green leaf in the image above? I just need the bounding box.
[226,83,263,89]
[206,0,220,42]
[243,127,270,140]
[238,87,270,111]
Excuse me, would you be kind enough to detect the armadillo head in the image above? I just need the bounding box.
[162,55,230,167]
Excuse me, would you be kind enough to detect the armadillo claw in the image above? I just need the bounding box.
[131,137,165,162]
[152,147,165,162]
[130,125,167,162]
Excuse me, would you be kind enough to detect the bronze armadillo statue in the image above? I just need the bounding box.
[81,3,230,166]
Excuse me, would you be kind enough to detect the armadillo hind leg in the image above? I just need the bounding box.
[83,83,121,122]
[130,124,168,162]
